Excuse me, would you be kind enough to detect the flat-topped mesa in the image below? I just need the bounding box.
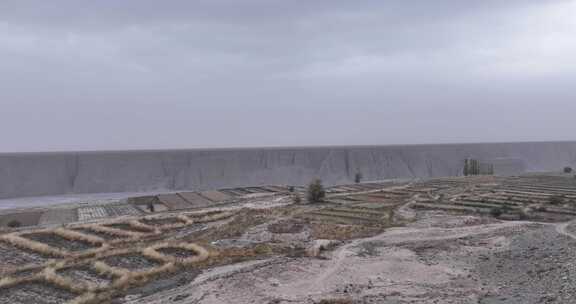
[1,141,575,199]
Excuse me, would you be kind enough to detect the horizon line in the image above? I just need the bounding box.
[1,140,576,155]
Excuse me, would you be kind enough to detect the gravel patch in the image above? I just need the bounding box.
[102,253,162,271]
[112,269,200,303]
[267,220,306,234]
[58,265,116,288]
[476,225,576,303]
[71,227,129,241]
[104,223,151,233]
[0,241,56,267]
[157,247,197,259]
[140,217,187,227]
[0,282,78,304]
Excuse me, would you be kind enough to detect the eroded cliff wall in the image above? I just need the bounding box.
[1,142,576,199]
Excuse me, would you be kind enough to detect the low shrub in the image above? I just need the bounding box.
[549,195,565,205]
[490,207,503,218]
[293,193,302,204]
[307,179,326,203]
[7,220,22,228]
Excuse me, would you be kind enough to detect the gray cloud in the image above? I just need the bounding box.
[0,0,575,152]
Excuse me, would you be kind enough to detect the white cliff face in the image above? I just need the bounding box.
[1,142,576,199]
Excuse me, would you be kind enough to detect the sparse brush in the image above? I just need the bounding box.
[7,220,22,228]
[99,260,175,292]
[127,220,159,233]
[187,210,237,223]
[93,261,128,278]
[177,214,193,223]
[138,215,191,230]
[0,276,42,298]
[0,276,20,288]
[79,224,140,238]
[68,292,100,304]
[143,243,210,265]
[42,267,87,294]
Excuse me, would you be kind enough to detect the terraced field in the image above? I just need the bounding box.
[3,175,576,303]
[409,175,576,222]
[0,185,289,229]
[298,185,414,226]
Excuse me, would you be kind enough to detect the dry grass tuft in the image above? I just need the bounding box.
[127,220,159,234]
[53,228,104,245]
[138,215,191,230]
[42,266,87,294]
[186,210,237,223]
[93,260,128,278]
[0,276,29,289]
[79,223,140,239]
[177,214,194,225]
[310,223,382,240]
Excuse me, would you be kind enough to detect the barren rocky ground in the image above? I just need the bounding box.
[136,217,576,304]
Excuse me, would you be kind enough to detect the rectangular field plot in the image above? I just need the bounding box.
[0,281,79,304]
[21,232,100,252]
[242,187,272,193]
[199,191,231,202]
[104,223,152,233]
[58,265,116,288]
[156,247,198,259]
[38,209,77,226]
[300,207,389,225]
[326,188,349,194]
[349,194,408,203]
[356,183,387,190]
[103,204,142,217]
[9,267,43,279]
[77,206,108,221]
[412,202,487,213]
[101,253,162,271]
[228,188,253,195]
[219,189,245,196]
[127,196,169,213]
[116,269,200,301]
[0,241,54,267]
[0,211,42,228]
[331,186,360,192]
[261,185,287,192]
[157,194,193,210]
[177,192,213,208]
[349,202,399,209]
[134,203,169,213]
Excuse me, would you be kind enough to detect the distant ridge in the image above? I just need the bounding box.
[1,141,576,199]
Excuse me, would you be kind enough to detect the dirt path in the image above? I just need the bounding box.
[282,219,530,297]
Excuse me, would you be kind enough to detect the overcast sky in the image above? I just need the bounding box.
[1,0,575,152]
